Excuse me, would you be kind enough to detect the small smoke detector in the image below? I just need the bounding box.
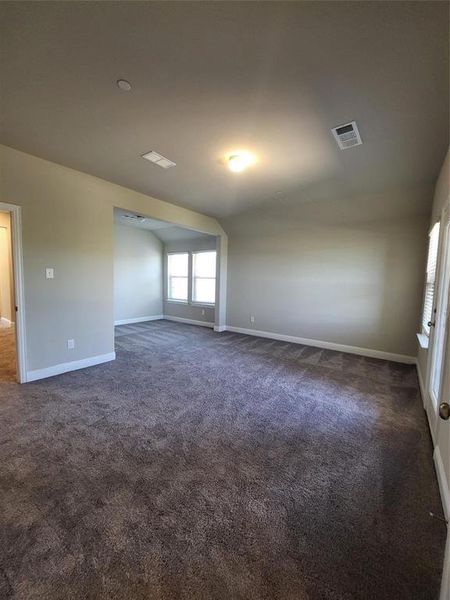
[331,121,362,150]
[116,79,132,92]
[142,150,176,169]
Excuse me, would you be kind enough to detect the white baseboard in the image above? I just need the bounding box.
[435,445,450,600]
[214,325,227,332]
[163,315,214,328]
[434,446,450,522]
[440,531,450,600]
[415,360,438,445]
[0,316,14,326]
[224,326,415,364]
[26,352,116,383]
[416,360,428,408]
[114,315,163,326]
[417,364,448,525]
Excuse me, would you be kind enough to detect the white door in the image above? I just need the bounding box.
[427,201,450,600]
[436,316,450,600]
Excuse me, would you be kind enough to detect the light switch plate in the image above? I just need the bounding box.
[45,268,54,279]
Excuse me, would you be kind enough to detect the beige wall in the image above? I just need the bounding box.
[163,237,216,324]
[0,144,226,375]
[222,186,431,357]
[431,150,450,225]
[114,224,163,322]
[0,210,14,323]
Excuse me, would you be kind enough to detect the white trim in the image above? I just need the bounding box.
[416,333,429,349]
[434,445,450,522]
[223,326,415,364]
[435,205,450,600]
[165,299,188,305]
[190,302,215,308]
[114,315,163,326]
[0,317,14,326]
[440,531,450,600]
[165,299,215,309]
[0,202,27,383]
[163,315,214,328]
[214,325,227,332]
[27,352,116,382]
[416,360,429,412]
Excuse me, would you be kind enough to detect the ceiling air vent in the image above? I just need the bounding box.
[331,121,362,150]
[123,214,146,223]
[141,150,176,169]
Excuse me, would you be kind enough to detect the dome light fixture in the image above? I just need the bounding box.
[227,151,255,173]
[116,79,132,92]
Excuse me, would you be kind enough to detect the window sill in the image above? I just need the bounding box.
[165,299,215,309]
[417,333,429,349]
[190,302,215,308]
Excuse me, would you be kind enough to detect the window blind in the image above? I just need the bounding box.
[422,222,440,335]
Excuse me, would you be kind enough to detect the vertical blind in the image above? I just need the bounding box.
[422,222,440,335]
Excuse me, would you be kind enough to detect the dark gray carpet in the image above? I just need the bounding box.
[0,320,446,599]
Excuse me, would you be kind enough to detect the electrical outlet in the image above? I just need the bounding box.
[67,339,75,350]
[250,315,255,323]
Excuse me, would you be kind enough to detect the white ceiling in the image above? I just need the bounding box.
[113,208,214,243]
[0,2,448,218]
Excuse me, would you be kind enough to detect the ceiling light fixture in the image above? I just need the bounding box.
[117,79,132,91]
[227,151,254,173]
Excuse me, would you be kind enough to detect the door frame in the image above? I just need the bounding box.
[0,202,27,383]
[425,201,450,436]
[421,197,450,600]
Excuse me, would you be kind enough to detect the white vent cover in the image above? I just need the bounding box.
[331,121,362,150]
[123,214,146,223]
[142,150,176,169]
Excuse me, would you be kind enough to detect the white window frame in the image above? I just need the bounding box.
[191,250,216,307]
[421,222,440,337]
[427,207,450,410]
[166,252,189,304]
[166,250,217,307]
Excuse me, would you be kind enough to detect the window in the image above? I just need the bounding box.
[422,222,440,336]
[167,253,188,302]
[166,250,217,305]
[192,251,216,304]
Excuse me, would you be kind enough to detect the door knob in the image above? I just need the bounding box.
[439,403,450,420]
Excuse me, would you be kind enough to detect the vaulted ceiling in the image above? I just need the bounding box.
[0,1,448,218]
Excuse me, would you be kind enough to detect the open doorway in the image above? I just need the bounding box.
[0,210,16,382]
[113,208,219,345]
[0,203,26,383]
